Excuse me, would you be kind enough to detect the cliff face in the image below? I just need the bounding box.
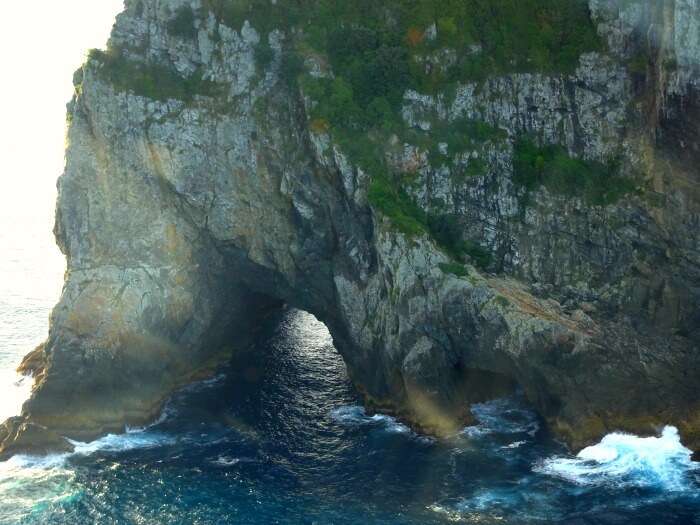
[2,0,699,458]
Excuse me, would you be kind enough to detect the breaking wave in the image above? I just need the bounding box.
[537,426,699,493]
[68,431,176,456]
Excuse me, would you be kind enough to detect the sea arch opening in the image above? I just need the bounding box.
[167,305,361,449]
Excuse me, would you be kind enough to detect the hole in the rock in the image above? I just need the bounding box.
[159,303,539,454]
[159,307,359,439]
[225,307,358,430]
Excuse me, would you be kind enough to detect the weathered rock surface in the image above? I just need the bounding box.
[1,0,699,459]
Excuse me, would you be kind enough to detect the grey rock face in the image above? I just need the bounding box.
[1,0,699,458]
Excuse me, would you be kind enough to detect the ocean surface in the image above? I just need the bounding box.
[0,214,64,424]
[1,218,699,525]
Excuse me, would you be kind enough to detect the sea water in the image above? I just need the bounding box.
[0,220,699,524]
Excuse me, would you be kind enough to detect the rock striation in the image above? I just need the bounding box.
[1,0,699,459]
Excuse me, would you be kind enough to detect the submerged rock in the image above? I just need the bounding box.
[1,0,699,457]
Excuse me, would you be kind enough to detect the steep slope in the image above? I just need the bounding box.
[2,0,699,459]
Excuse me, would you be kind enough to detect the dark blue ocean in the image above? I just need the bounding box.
[1,306,698,525]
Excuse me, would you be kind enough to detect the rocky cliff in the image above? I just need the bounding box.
[2,0,699,459]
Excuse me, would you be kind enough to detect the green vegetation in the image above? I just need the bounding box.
[628,51,649,76]
[88,49,226,102]
[400,118,506,169]
[94,0,603,269]
[438,262,469,277]
[167,5,197,39]
[463,158,488,178]
[252,1,598,249]
[368,172,427,236]
[462,240,493,269]
[513,139,638,206]
[362,157,493,269]
[494,296,511,308]
[202,0,601,83]
[253,0,598,127]
[199,0,602,134]
[364,173,495,269]
[201,0,303,34]
[279,51,305,87]
[255,37,275,71]
[196,1,601,180]
[426,214,493,269]
[301,75,400,132]
[200,0,246,29]
[298,63,499,268]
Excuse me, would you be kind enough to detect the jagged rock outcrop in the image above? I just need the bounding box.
[1,0,699,459]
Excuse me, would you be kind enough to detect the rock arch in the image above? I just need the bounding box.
[2,0,699,459]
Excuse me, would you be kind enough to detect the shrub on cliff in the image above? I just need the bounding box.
[427,214,493,269]
[88,49,226,103]
[368,174,427,237]
[513,139,638,206]
[167,6,197,39]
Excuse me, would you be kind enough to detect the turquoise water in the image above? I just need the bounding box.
[1,220,699,524]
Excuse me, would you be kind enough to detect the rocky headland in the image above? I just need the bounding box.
[1,0,699,459]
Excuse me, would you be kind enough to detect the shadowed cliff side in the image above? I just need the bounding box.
[1,0,699,459]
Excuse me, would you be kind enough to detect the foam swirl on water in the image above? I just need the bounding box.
[0,453,77,524]
[0,423,176,523]
[330,405,412,434]
[463,397,540,439]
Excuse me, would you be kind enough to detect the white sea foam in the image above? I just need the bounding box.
[427,503,468,522]
[0,452,72,472]
[536,426,698,492]
[0,452,77,524]
[69,431,175,456]
[331,405,412,434]
[0,424,177,523]
[212,456,241,467]
[502,440,527,450]
[430,486,561,524]
[1,371,229,472]
[0,426,175,474]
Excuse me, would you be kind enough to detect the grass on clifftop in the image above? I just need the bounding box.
[202,0,602,81]
[200,0,601,132]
